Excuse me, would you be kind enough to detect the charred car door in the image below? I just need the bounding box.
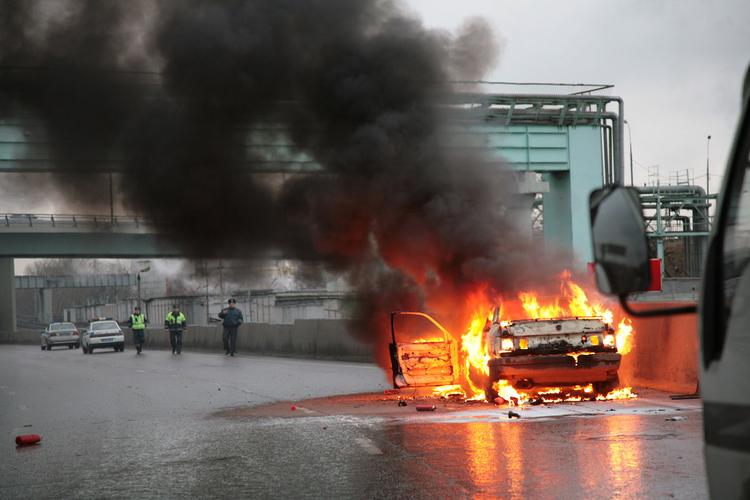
[389,311,459,388]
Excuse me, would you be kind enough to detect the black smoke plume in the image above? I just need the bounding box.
[1,0,572,365]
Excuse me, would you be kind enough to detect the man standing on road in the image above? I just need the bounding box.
[165,304,187,355]
[219,298,243,356]
[126,306,148,354]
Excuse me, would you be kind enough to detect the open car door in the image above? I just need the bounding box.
[388,311,459,389]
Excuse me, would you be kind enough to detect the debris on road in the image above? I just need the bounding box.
[508,411,521,419]
[290,405,297,411]
[416,405,436,412]
[15,434,41,447]
[397,400,407,407]
[665,416,687,421]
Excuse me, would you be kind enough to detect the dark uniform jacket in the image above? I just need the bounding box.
[218,308,243,328]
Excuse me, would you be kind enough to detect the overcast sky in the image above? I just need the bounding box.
[406,0,750,190]
[2,0,748,214]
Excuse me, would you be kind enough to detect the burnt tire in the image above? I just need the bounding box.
[593,376,620,395]
[486,364,500,402]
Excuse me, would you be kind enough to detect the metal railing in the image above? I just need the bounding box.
[0,213,160,230]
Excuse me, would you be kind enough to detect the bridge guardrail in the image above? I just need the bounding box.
[0,213,161,231]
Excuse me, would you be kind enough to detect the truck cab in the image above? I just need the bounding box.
[587,65,750,500]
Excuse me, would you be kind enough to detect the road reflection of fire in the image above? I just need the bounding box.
[464,423,497,493]
[606,416,644,497]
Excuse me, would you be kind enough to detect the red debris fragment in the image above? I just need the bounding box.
[415,405,436,412]
[15,434,41,446]
[383,389,400,395]
[290,405,297,411]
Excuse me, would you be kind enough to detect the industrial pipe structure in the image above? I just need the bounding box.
[453,93,625,185]
[637,185,711,277]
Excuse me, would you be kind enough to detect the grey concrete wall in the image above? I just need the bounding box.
[0,319,373,362]
[130,320,372,361]
[0,327,39,344]
[0,320,374,362]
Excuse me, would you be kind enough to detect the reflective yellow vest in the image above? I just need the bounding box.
[166,312,186,325]
[130,313,146,330]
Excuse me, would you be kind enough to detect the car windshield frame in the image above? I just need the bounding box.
[91,321,119,331]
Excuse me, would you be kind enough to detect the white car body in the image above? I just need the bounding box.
[81,320,125,353]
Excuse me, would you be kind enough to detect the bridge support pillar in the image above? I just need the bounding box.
[37,288,53,325]
[0,258,16,333]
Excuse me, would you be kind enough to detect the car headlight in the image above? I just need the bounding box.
[500,338,515,352]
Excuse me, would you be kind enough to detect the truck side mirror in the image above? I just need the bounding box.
[589,185,697,317]
[589,185,651,294]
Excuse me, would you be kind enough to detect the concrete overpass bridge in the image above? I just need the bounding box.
[0,213,179,333]
[0,213,179,258]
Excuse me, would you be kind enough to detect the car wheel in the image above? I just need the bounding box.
[68,345,73,349]
[593,376,620,396]
[76,343,80,349]
[486,364,500,402]
[89,347,94,354]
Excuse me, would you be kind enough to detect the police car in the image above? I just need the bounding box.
[80,319,125,354]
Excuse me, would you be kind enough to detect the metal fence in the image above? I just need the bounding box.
[63,290,353,326]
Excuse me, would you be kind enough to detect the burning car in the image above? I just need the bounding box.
[484,309,621,400]
[388,272,634,404]
[389,310,622,401]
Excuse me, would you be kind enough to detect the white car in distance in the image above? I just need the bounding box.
[81,319,125,354]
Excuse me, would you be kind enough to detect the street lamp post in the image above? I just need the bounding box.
[137,266,150,310]
[706,135,712,195]
[625,120,634,186]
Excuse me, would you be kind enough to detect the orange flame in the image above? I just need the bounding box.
[447,270,636,403]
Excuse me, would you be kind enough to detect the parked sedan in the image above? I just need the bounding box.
[81,320,125,354]
[41,322,81,351]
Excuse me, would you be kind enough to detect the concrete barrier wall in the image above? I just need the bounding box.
[0,327,42,345]
[620,303,699,394]
[126,319,373,362]
[0,320,373,361]
[1,310,700,393]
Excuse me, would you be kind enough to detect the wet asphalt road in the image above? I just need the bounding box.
[0,345,708,499]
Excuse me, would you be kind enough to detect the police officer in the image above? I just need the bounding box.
[126,306,148,354]
[218,298,243,356]
[164,304,187,355]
